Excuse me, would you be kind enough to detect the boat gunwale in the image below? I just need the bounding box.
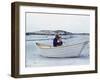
[36,41,89,49]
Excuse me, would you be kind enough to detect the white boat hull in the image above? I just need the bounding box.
[36,41,88,58]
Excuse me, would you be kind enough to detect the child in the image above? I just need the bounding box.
[53,34,63,47]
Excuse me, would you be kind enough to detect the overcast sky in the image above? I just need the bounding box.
[26,13,90,33]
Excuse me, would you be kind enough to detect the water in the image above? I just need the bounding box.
[25,35,89,67]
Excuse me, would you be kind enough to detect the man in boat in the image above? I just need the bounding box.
[53,34,63,47]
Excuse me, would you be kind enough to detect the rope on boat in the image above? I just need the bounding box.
[79,41,89,56]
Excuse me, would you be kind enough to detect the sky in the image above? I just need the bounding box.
[26,12,90,33]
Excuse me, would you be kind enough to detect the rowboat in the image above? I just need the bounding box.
[36,41,88,58]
